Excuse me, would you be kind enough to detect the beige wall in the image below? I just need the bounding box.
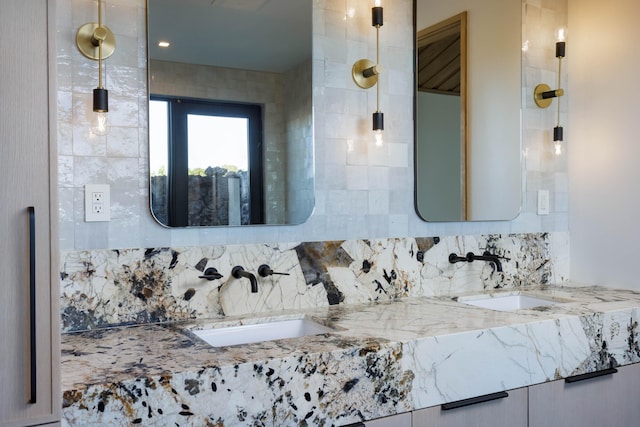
[568,0,640,289]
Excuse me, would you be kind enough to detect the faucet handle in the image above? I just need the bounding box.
[258,264,290,277]
[198,267,223,281]
[449,253,467,264]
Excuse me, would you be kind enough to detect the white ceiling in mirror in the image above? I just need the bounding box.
[148,0,311,72]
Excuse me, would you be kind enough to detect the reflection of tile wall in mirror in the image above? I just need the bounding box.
[147,0,314,227]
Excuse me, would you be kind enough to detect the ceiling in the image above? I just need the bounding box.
[148,0,312,73]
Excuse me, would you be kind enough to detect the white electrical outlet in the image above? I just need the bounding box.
[85,184,110,221]
[537,190,550,215]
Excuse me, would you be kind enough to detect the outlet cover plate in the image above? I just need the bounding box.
[85,184,110,221]
[537,189,550,216]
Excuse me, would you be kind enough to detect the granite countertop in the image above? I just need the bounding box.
[61,284,640,426]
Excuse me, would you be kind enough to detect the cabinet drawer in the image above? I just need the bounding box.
[413,388,528,427]
[529,363,640,427]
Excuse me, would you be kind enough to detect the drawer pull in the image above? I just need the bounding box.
[565,367,618,383]
[441,391,509,410]
[28,206,37,404]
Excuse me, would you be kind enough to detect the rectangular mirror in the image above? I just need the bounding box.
[415,0,522,221]
[147,0,314,227]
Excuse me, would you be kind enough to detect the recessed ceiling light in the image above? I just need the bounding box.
[157,41,170,48]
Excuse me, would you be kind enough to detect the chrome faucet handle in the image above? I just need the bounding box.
[198,267,223,281]
[257,264,290,277]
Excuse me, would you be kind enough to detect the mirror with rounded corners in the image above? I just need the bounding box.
[147,0,314,227]
[415,0,522,221]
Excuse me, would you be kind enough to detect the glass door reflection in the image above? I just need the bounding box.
[150,97,264,226]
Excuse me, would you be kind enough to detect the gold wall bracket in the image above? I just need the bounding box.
[76,23,116,60]
[352,59,379,89]
[534,83,564,109]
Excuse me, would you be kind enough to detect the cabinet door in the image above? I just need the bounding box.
[364,412,412,427]
[412,388,528,427]
[529,363,640,427]
[0,0,59,426]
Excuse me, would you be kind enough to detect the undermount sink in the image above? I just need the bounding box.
[458,293,562,311]
[191,318,335,347]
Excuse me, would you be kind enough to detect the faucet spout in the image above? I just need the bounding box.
[231,266,259,293]
[466,251,503,272]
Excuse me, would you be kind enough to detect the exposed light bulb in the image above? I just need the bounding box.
[344,7,355,20]
[374,130,383,146]
[372,111,384,146]
[554,140,562,156]
[374,0,381,6]
[553,126,563,156]
[556,27,567,42]
[157,41,170,48]
[91,112,110,136]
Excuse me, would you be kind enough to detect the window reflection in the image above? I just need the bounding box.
[150,97,264,226]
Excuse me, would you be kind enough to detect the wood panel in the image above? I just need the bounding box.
[0,0,59,425]
[364,412,412,427]
[529,364,640,427]
[417,12,466,96]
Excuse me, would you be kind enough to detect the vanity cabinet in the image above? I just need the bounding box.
[361,364,640,427]
[363,413,412,426]
[529,363,640,427]
[412,388,528,427]
[0,0,59,426]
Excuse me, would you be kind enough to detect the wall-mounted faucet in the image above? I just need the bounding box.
[467,251,503,272]
[231,266,259,293]
[198,267,223,281]
[449,251,503,272]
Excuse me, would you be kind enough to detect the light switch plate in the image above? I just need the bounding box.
[85,184,110,221]
[537,189,550,215]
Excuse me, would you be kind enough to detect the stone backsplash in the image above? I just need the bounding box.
[60,232,569,333]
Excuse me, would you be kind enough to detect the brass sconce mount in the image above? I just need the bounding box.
[534,83,565,109]
[352,59,379,89]
[76,23,116,61]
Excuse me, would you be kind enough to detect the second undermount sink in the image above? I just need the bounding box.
[191,318,335,347]
[458,293,562,311]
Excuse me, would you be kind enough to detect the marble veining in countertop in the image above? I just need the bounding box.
[61,284,640,426]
